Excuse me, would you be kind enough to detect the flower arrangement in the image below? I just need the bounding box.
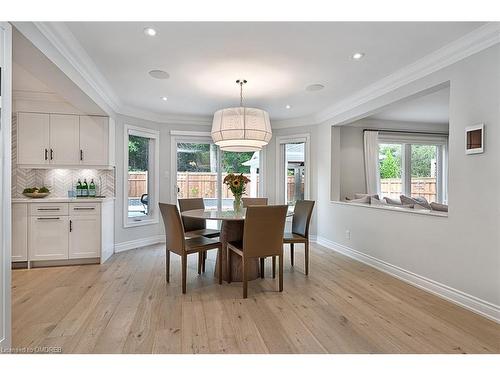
[223,173,250,211]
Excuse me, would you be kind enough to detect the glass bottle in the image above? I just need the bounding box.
[82,179,89,197]
[89,179,96,197]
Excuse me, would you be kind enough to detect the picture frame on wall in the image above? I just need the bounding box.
[465,124,484,154]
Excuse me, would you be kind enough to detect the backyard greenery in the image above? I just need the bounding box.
[379,144,436,179]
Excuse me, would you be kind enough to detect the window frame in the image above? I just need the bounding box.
[170,130,266,207]
[123,124,160,228]
[275,133,311,205]
[378,132,448,204]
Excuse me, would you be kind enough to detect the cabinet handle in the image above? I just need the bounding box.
[69,220,72,232]
[44,148,48,161]
[37,208,60,211]
[37,217,60,220]
[80,149,83,161]
[50,149,54,160]
[74,207,95,210]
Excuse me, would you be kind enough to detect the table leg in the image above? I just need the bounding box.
[214,220,260,282]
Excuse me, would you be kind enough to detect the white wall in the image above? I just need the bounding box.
[315,45,500,319]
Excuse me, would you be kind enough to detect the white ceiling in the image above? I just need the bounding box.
[368,86,450,124]
[51,22,483,120]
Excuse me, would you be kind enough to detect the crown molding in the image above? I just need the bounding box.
[315,22,500,124]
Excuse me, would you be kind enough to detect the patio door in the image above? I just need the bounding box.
[172,135,262,210]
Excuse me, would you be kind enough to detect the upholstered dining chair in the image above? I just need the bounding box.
[227,205,288,298]
[159,203,222,294]
[277,200,315,276]
[178,198,220,273]
[241,197,268,207]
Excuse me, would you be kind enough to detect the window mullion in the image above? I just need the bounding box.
[404,144,411,197]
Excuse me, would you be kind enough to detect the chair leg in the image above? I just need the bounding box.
[260,258,265,279]
[197,252,202,275]
[181,254,187,294]
[165,250,170,283]
[279,254,284,292]
[272,256,276,279]
[217,247,222,285]
[290,243,295,266]
[242,256,248,299]
[202,251,206,273]
[305,241,309,276]
[227,247,232,284]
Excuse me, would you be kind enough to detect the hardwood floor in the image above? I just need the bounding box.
[12,243,499,354]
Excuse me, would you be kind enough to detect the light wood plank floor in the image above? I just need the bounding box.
[12,243,499,354]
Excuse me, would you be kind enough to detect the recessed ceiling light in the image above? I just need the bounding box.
[161,96,168,101]
[149,70,170,79]
[285,104,291,109]
[305,84,325,92]
[143,27,157,36]
[352,52,365,60]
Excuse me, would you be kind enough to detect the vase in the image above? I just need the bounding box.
[233,195,243,212]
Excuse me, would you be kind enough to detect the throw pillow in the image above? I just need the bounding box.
[349,196,370,204]
[400,195,431,209]
[384,197,402,205]
[370,197,387,206]
[355,193,380,200]
[430,202,449,212]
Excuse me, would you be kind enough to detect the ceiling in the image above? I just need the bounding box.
[52,22,483,120]
[368,86,450,124]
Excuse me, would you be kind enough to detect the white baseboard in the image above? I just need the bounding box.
[114,235,165,253]
[314,236,500,324]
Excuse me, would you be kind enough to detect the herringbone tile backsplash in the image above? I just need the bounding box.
[12,115,115,198]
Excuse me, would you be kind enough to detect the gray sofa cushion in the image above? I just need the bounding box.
[355,193,380,200]
[400,195,431,209]
[430,202,449,212]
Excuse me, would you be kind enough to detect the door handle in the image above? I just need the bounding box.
[37,217,60,220]
[80,149,83,161]
[50,149,54,160]
[73,207,95,210]
[37,208,60,211]
[44,148,48,160]
[69,220,72,232]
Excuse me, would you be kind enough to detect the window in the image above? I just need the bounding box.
[378,132,447,203]
[276,134,310,210]
[172,133,263,210]
[124,125,159,227]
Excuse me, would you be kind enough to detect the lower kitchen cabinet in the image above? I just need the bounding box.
[12,203,28,262]
[69,215,101,259]
[29,216,70,261]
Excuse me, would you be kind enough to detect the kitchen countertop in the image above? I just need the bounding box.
[12,197,115,203]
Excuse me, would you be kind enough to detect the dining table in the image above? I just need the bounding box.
[181,208,292,282]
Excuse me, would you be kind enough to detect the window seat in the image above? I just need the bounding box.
[330,200,448,217]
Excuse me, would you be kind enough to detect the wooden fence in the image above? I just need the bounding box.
[128,171,304,199]
[381,177,436,202]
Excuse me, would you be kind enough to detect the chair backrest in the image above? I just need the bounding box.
[159,203,185,254]
[291,200,315,238]
[178,198,206,232]
[242,197,268,207]
[243,205,288,258]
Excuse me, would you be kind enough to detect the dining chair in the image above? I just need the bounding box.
[241,197,268,207]
[178,198,220,273]
[227,205,288,298]
[159,203,222,294]
[277,200,315,276]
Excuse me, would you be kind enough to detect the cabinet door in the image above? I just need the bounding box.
[49,114,80,165]
[29,216,69,261]
[79,116,108,166]
[12,204,28,262]
[69,215,100,259]
[17,112,50,165]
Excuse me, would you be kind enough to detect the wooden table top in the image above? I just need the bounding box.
[182,208,293,221]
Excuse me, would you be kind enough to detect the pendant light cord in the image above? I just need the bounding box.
[237,79,247,107]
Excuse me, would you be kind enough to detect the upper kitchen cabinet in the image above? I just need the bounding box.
[16,112,114,168]
[79,116,109,166]
[49,114,80,165]
[17,112,50,165]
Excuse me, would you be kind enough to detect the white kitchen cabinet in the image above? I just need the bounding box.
[17,112,50,165]
[49,114,80,165]
[79,116,109,166]
[29,216,69,261]
[69,215,101,259]
[12,203,28,262]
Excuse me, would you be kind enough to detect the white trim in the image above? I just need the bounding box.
[0,21,12,349]
[313,236,500,324]
[123,124,160,228]
[170,130,211,137]
[315,22,500,124]
[114,235,165,253]
[275,133,311,205]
